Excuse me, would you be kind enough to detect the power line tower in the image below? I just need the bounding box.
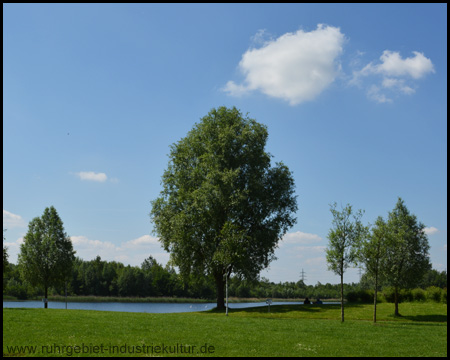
[300,268,307,283]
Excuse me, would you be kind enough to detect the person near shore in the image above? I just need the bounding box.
[314,298,323,304]
[303,297,311,304]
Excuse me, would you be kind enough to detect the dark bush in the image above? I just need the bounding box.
[399,289,413,302]
[411,288,426,302]
[426,286,442,302]
[346,289,373,303]
[346,290,358,303]
[382,287,405,303]
[5,279,28,300]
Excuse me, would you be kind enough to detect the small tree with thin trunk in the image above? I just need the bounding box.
[3,229,9,291]
[360,216,389,323]
[18,206,75,308]
[326,203,367,322]
[382,197,430,316]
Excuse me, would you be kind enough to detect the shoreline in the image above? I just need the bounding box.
[3,295,341,304]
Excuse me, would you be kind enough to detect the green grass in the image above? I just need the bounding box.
[3,302,447,357]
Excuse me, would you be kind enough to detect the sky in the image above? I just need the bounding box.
[3,4,447,285]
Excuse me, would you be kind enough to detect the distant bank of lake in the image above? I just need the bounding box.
[3,300,339,313]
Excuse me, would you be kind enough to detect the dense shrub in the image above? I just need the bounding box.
[236,283,251,298]
[362,289,375,303]
[426,286,442,302]
[411,288,426,302]
[380,286,447,303]
[381,287,394,303]
[382,287,407,303]
[345,291,358,303]
[346,289,374,303]
[5,279,28,300]
[399,289,413,302]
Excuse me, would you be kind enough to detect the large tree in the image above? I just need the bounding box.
[150,106,297,309]
[18,206,75,308]
[326,203,367,322]
[382,197,430,316]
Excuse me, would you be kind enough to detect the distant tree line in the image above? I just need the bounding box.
[3,201,447,310]
[3,253,446,302]
[3,255,213,300]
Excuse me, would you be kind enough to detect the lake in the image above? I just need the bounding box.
[3,300,338,313]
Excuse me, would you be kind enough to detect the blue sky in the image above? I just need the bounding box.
[3,4,447,285]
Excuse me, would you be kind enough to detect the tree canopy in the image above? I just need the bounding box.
[326,202,367,322]
[382,197,431,315]
[360,216,389,322]
[150,106,297,309]
[18,206,75,308]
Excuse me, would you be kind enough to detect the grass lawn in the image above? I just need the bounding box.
[3,302,447,357]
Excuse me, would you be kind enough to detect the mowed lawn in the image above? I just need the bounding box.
[3,302,447,357]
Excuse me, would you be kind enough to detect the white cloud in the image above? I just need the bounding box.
[3,237,24,264]
[3,237,24,248]
[249,29,274,47]
[351,50,434,103]
[223,81,250,97]
[294,245,326,253]
[424,226,439,235]
[292,246,327,260]
[305,256,327,267]
[373,51,434,79]
[70,235,119,259]
[260,233,336,284]
[367,85,393,104]
[75,171,108,182]
[3,210,26,229]
[224,24,345,105]
[70,235,169,267]
[382,78,415,95]
[280,231,323,246]
[122,235,160,248]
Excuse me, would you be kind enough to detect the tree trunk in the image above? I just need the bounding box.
[373,273,378,323]
[215,273,225,310]
[394,286,399,316]
[44,286,48,309]
[340,272,344,322]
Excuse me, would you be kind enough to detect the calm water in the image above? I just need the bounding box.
[3,300,338,313]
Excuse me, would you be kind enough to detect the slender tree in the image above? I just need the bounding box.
[360,216,389,323]
[151,106,297,309]
[18,206,75,308]
[326,203,367,322]
[382,197,430,316]
[3,229,9,291]
[3,229,8,272]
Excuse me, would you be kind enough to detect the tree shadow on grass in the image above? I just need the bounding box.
[236,304,333,314]
[207,303,356,316]
[399,314,447,323]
